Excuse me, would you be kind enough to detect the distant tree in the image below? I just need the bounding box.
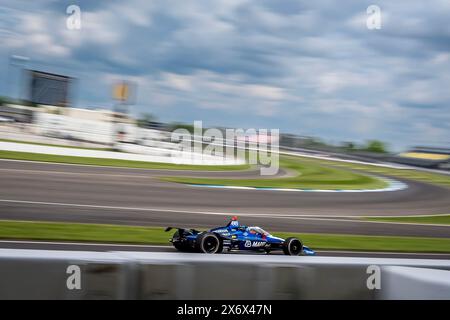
[21,100,39,107]
[304,137,327,148]
[341,141,356,151]
[137,113,157,128]
[0,96,14,106]
[169,122,196,133]
[364,140,388,153]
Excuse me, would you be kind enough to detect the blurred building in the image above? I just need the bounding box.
[32,106,136,145]
[280,134,321,149]
[392,147,450,170]
[62,107,135,125]
[0,104,34,123]
[28,70,72,107]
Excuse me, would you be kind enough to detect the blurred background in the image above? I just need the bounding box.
[0,0,450,300]
[0,0,449,167]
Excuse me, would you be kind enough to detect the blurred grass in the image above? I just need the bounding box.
[0,150,250,171]
[299,156,450,188]
[0,220,449,253]
[0,220,171,244]
[274,232,450,253]
[162,157,388,190]
[1,144,448,188]
[364,214,450,225]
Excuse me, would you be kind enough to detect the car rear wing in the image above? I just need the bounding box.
[165,227,200,235]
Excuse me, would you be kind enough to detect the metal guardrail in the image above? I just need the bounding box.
[0,249,449,300]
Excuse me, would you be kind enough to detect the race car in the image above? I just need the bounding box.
[165,216,315,256]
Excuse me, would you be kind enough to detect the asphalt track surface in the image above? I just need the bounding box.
[0,159,449,238]
[1,240,449,259]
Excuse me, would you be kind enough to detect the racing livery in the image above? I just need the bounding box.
[165,216,315,256]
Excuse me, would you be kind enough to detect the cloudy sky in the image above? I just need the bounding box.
[1,0,449,150]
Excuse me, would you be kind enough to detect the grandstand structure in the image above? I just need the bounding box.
[0,104,34,123]
[393,147,450,170]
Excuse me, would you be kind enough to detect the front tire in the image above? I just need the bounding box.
[283,237,303,256]
[196,232,221,254]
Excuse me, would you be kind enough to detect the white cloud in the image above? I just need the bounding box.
[15,13,71,57]
[162,73,193,91]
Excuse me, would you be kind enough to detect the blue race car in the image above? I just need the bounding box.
[165,216,315,256]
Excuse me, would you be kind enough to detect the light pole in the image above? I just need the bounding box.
[112,81,131,150]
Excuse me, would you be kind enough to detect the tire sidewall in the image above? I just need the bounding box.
[283,237,303,255]
[198,232,221,254]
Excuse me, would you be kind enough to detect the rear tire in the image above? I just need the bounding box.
[283,237,303,256]
[196,232,221,254]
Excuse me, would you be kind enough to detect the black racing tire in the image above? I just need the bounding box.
[196,232,221,254]
[282,237,303,256]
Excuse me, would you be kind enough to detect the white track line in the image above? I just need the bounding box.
[188,178,408,193]
[0,158,250,173]
[0,240,448,256]
[316,250,450,256]
[0,198,449,227]
[0,239,169,248]
[365,213,450,218]
[0,198,261,216]
[0,168,159,179]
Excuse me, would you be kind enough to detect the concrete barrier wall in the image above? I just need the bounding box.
[0,141,243,165]
[0,249,449,300]
[379,266,450,300]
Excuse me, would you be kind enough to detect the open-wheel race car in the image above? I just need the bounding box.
[165,216,315,255]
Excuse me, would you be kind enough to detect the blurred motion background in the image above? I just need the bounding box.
[0,1,450,301]
[0,0,448,167]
